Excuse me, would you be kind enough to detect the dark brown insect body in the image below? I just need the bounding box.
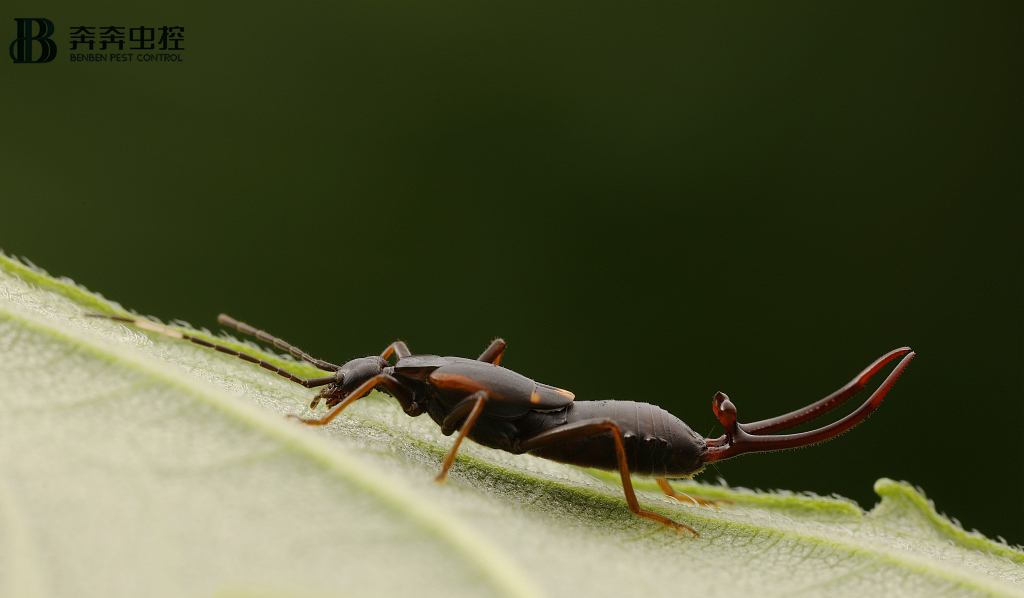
[385,356,707,477]
[88,312,914,535]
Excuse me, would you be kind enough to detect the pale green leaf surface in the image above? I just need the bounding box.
[0,254,1021,598]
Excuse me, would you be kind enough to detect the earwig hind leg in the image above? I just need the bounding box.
[655,478,732,508]
[477,338,506,365]
[435,391,489,483]
[217,314,341,372]
[519,420,698,536]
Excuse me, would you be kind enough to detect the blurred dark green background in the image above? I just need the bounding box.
[3,2,1021,544]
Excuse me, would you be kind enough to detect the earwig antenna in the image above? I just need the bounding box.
[85,314,338,389]
[216,314,341,372]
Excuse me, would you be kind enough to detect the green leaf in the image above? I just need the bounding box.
[0,253,1021,598]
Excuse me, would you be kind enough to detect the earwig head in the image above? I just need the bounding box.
[701,348,914,464]
[314,355,388,409]
[337,356,388,392]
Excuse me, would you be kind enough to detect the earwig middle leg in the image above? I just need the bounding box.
[655,478,730,508]
[435,391,489,483]
[477,339,506,365]
[519,420,698,536]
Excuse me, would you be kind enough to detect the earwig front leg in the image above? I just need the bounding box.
[477,339,506,365]
[289,373,414,426]
[435,391,489,483]
[655,478,731,508]
[519,420,698,536]
[310,386,336,410]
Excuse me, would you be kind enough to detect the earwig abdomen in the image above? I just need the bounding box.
[526,401,707,477]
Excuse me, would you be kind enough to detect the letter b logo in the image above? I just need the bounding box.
[10,18,56,63]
